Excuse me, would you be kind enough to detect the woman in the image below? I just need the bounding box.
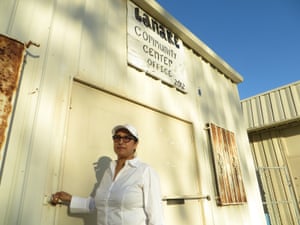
[51,124,165,225]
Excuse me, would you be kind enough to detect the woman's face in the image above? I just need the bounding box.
[113,129,138,160]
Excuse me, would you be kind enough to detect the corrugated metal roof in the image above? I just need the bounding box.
[241,80,300,131]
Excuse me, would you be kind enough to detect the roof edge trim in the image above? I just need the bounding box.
[130,0,243,84]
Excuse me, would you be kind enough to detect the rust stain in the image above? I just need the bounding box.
[0,34,25,157]
[209,123,247,205]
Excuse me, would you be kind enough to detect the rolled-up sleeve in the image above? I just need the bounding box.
[143,168,165,225]
[69,196,96,213]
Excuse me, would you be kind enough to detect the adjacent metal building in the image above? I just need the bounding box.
[241,80,300,225]
[0,0,266,225]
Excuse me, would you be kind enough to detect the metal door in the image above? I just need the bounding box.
[53,81,205,225]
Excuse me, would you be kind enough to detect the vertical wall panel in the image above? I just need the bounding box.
[249,132,300,225]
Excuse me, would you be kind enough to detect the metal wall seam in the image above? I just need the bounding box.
[241,81,300,130]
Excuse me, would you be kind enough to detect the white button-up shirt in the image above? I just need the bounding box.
[70,158,165,225]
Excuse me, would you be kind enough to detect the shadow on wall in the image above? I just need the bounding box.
[68,156,112,225]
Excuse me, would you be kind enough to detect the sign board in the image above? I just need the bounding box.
[127,1,187,93]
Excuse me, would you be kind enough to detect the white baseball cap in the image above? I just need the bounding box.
[112,124,139,140]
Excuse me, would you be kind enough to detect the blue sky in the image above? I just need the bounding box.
[155,0,300,99]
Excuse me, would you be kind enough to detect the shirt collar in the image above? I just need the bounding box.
[111,157,140,169]
[127,157,139,167]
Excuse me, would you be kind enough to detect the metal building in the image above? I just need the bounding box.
[241,80,300,225]
[0,0,266,225]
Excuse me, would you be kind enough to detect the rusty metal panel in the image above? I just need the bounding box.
[208,123,247,205]
[241,81,300,130]
[0,34,25,176]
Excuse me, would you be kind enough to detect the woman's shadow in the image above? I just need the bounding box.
[69,156,112,225]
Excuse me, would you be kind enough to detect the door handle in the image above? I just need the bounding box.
[162,194,211,205]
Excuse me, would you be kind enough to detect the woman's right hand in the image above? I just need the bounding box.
[51,191,72,205]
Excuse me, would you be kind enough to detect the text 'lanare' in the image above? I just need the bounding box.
[134,7,180,49]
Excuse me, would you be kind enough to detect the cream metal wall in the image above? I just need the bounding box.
[241,81,300,225]
[0,0,266,225]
